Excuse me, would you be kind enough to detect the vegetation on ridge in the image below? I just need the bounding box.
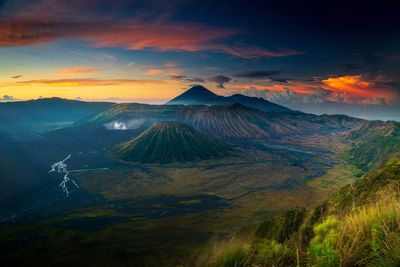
[195,158,400,266]
[344,121,400,171]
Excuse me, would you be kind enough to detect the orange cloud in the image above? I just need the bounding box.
[90,23,238,52]
[10,78,167,87]
[0,77,182,101]
[145,68,181,76]
[225,81,316,95]
[226,75,398,105]
[0,18,301,58]
[57,67,100,75]
[164,62,177,68]
[322,75,373,95]
[321,75,398,103]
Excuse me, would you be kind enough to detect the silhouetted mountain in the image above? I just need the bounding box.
[110,121,235,163]
[167,85,293,112]
[227,93,291,113]
[167,85,221,105]
[0,97,113,124]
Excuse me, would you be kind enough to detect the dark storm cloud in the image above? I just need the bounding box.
[234,70,281,78]
[207,75,231,88]
[234,70,288,83]
[345,52,400,70]
[364,52,400,66]
[341,64,361,71]
[270,78,289,83]
[338,51,400,78]
[170,75,205,83]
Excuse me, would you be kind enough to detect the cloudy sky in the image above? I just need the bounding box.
[0,0,399,120]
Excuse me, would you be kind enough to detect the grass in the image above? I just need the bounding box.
[195,238,294,267]
[196,199,400,267]
[196,159,400,267]
[208,240,251,267]
[336,198,400,266]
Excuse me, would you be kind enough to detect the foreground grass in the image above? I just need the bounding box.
[309,199,400,267]
[195,199,400,267]
[195,159,400,267]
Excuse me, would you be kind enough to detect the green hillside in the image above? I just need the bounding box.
[197,158,400,267]
[110,121,236,164]
[345,121,400,171]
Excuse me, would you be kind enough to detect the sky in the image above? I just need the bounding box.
[0,0,399,120]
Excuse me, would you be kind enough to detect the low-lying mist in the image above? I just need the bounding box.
[103,119,145,130]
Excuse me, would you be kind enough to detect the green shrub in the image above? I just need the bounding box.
[255,240,294,266]
[370,223,384,254]
[308,216,340,267]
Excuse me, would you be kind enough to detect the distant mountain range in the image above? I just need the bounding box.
[1,86,399,169]
[167,85,293,113]
[0,97,112,124]
[176,103,364,139]
[83,101,364,140]
[2,84,400,267]
[110,121,235,163]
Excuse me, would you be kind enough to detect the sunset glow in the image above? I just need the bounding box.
[2,2,400,266]
[0,0,399,117]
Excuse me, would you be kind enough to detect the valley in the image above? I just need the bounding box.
[0,86,398,266]
[2,0,399,265]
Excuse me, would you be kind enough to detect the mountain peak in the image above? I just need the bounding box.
[167,85,293,113]
[167,85,221,105]
[186,85,216,95]
[178,85,218,99]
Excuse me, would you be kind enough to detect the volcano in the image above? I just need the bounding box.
[110,121,235,163]
[167,85,293,113]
